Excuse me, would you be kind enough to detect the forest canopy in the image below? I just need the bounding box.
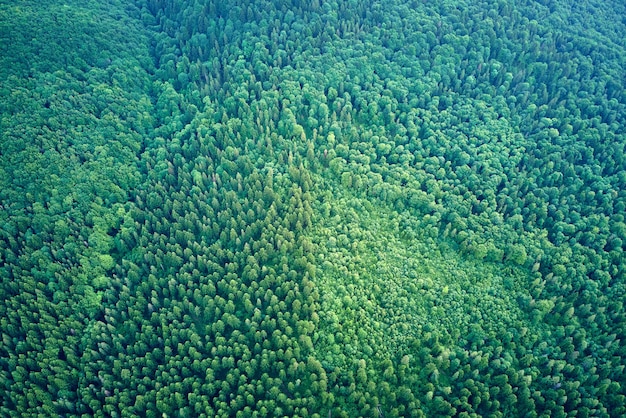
[1,0,625,417]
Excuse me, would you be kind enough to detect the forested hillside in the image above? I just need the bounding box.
[1,0,625,416]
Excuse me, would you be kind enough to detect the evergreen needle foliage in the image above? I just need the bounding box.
[1,0,625,416]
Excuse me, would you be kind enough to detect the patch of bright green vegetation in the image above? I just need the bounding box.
[313,185,529,355]
[310,180,545,416]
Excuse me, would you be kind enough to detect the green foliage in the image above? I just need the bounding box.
[2,0,626,417]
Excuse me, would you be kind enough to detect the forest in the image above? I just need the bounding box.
[1,0,625,416]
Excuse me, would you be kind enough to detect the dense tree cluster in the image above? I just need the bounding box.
[1,0,625,416]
